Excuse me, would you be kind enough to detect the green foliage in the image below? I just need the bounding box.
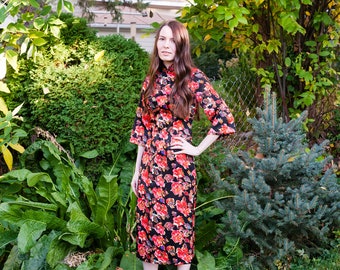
[290,246,340,270]
[180,0,340,139]
[0,0,74,73]
[217,91,340,269]
[3,14,149,178]
[0,136,137,269]
[0,98,26,172]
[58,13,98,45]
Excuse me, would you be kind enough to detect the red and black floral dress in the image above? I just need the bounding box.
[130,65,236,265]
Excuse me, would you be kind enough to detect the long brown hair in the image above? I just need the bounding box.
[144,20,195,119]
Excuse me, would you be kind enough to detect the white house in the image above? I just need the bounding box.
[70,0,189,52]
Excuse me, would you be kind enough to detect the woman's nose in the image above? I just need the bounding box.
[164,39,170,47]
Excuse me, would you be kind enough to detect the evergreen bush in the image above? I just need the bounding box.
[217,90,340,269]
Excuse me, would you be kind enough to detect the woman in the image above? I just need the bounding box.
[130,20,236,270]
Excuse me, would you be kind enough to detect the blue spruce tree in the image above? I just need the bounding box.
[220,90,340,269]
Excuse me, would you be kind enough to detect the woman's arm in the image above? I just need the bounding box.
[170,134,219,156]
[131,145,145,196]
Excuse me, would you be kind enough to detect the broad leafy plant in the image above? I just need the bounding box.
[0,133,139,269]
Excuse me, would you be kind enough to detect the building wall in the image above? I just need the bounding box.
[70,0,188,53]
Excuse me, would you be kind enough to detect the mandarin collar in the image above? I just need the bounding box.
[160,63,174,73]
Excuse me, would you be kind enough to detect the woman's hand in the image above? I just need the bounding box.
[131,172,139,196]
[170,137,201,156]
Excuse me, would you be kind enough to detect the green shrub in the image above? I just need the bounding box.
[3,14,149,178]
[217,91,340,269]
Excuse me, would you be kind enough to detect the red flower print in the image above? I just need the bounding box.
[205,83,218,95]
[171,230,184,244]
[156,95,167,106]
[152,235,165,247]
[155,139,166,151]
[156,175,165,187]
[177,246,192,263]
[164,222,174,231]
[173,216,185,227]
[173,120,184,131]
[204,107,215,119]
[142,152,151,164]
[154,202,168,218]
[137,183,145,196]
[155,249,169,264]
[155,154,167,170]
[166,245,176,256]
[134,126,144,137]
[137,197,146,211]
[188,81,199,90]
[161,110,172,122]
[138,230,147,241]
[152,187,164,200]
[166,198,175,208]
[138,243,147,257]
[176,154,190,169]
[141,216,151,232]
[164,84,172,94]
[173,167,185,179]
[176,198,191,217]
[155,222,166,235]
[142,114,152,129]
[227,113,234,123]
[220,125,236,134]
[192,169,196,178]
[141,169,151,186]
[164,174,174,182]
[167,70,175,79]
[196,93,203,103]
[171,182,184,196]
[160,129,169,140]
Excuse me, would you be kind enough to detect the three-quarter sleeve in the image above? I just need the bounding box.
[190,69,236,136]
[130,80,152,146]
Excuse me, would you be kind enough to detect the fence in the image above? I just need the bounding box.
[213,74,258,150]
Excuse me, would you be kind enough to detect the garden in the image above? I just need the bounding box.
[0,0,339,269]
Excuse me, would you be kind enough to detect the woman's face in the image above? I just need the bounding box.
[157,25,176,68]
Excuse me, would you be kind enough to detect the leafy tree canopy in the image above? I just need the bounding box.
[180,0,340,126]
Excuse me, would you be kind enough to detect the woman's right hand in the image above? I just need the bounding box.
[131,172,139,196]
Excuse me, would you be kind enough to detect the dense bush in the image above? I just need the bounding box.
[3,14,149,178]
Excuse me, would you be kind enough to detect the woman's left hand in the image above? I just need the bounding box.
[170,137,201,156]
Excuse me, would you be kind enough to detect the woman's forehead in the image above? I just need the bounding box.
[159,26,173,37]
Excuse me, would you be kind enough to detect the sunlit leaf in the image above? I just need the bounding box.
[204,34,211,42]
[0,82,10,94]
[1,145,13,171]
[5,50,18,72]
[20,37,30,55]
[0,97,9,114]
[32,37,48,46]
[33,17,45,30]
[12,102,24,116]
[63,1,74,13]
[94,50,105,62]
[9,143,25,153]
[50,26,60,38]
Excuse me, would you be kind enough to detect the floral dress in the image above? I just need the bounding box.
[130,65,236,265]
